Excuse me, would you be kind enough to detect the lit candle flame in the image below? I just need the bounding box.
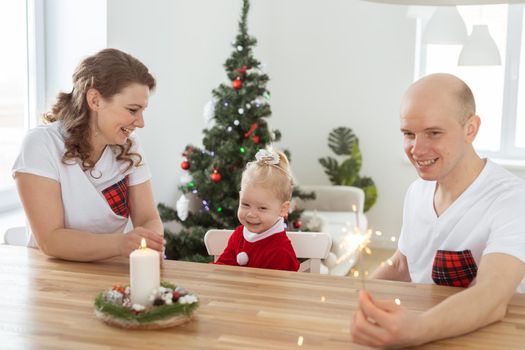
[297,336,304,346]
[140,238,147,249]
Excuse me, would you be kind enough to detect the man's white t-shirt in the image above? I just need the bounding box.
[398,160,525,293]
[12,121,151,247]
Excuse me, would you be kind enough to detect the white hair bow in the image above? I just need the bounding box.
[255,149,280,165]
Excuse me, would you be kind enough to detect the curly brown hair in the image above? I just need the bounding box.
[43,48,156,172]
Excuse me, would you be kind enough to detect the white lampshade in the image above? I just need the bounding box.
[424,7,468,44]
[458,24,501,65]
[364,0,525,4]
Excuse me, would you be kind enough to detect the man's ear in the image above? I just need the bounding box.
[86,88,101,111]
[280,201,290,217]
[465,115,481,143]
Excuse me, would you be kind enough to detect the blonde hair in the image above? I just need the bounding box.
[241,150,294,202]
[43,48,156,172]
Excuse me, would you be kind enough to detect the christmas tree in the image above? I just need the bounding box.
[158,0,314,262]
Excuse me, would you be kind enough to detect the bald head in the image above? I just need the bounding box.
[403,73,476,125]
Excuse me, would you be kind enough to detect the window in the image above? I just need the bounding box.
[0,0,43,212]
[416,4,525,161]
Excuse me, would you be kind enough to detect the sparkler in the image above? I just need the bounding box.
[336,224,372,290]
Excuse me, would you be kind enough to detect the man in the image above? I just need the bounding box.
[351,73,525,347]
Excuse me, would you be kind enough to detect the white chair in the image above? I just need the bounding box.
[4,226,28,246]
[296,185,366,213]
[294,185,368,276]
[204,229,332,273]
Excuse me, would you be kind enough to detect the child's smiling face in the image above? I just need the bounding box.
[237,184,289,234]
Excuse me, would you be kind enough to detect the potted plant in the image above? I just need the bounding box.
[319,127,377,212]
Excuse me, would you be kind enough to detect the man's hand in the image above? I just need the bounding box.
[351,290,426,348]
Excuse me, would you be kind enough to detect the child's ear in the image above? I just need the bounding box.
[280,201,290,217]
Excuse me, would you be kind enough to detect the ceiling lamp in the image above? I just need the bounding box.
[363,0,524,5]
[458,24,502,65]
[424,7,468,44]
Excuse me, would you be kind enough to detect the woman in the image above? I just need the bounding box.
[12,48,164,261]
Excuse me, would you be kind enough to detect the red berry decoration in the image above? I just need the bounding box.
[293,220,302,229]
[252,135,260,144]
[181,160,190,170]
[211,169,222,183]
[236,65,247,74]
[232,79,242,90]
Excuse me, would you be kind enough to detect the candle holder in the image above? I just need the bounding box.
[94,281,199,329]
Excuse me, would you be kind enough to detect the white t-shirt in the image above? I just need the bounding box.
[12,121,151,247]
[399,160,525,293]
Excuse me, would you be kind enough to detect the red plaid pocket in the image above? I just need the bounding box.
[432,250,477,288]
[102,176,130,218]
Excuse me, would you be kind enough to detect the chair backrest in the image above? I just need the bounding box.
[204,229,332,273]
[4,226,28,246]
[295,185,365,213]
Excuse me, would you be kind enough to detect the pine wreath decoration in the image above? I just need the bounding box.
[94,281,199,329]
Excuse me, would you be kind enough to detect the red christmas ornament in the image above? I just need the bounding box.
[232,79,242,90]
[252,135,260,144]
[211,169,222,183]
[181,160,190,170]
[293,220,302,229]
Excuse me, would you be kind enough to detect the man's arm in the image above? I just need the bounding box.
[351,253,525,347]
[370,249,411,282]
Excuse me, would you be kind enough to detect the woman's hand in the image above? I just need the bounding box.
[119,226,165,258]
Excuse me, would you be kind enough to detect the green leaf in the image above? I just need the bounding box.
[328,127,357,156]
[338,158,359,186]
[318,157,340,185]
[354,177,378,212]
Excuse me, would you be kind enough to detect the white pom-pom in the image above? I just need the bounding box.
[236,252,249,266]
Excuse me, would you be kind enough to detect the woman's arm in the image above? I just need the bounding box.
[128,180,163,236]
[15,173,163,261]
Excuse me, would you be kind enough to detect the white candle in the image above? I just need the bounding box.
[130,238,160,306]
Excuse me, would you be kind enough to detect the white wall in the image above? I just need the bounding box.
[104,0,421,245]
[45,0,107,108]
[106,0,525,246]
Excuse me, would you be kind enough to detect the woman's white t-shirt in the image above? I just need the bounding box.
[398,160,525,293]
[12,121,151,247]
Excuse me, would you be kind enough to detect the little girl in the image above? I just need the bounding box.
[215,148,300,271]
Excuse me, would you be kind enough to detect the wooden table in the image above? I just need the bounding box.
[1,245,524,349]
